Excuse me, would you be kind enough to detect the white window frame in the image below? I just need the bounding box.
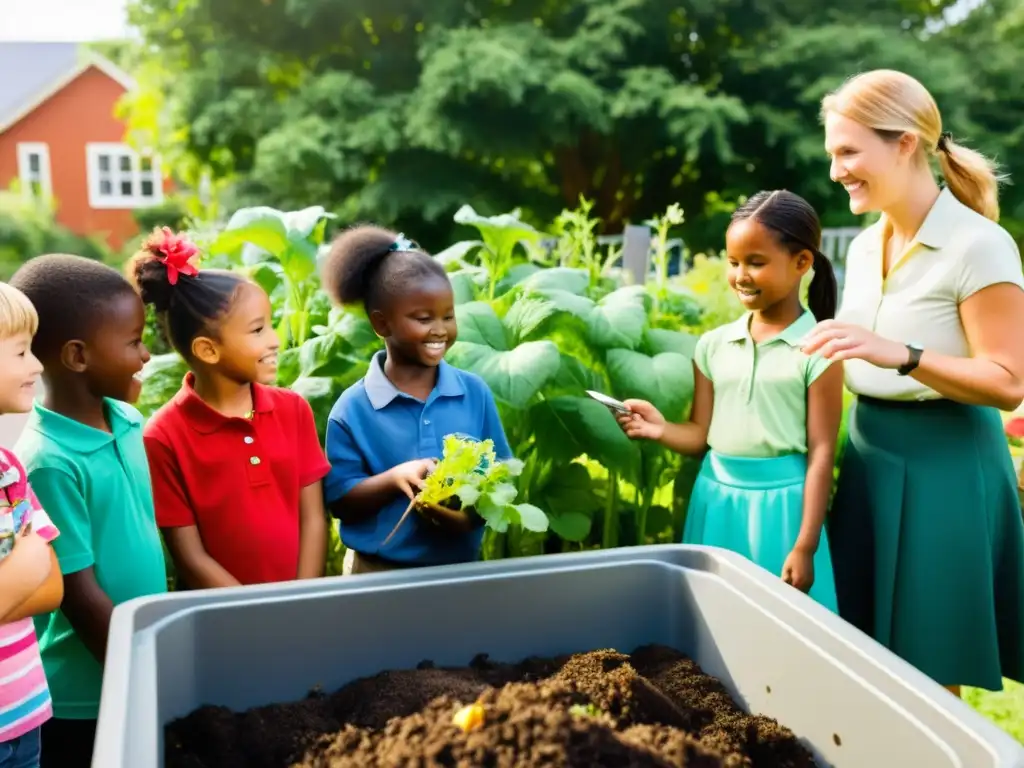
[16,143,52,200]
[85,142,163,209]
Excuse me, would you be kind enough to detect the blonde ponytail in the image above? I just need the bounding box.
[937,136,1003,221]
[822,69,1004,221]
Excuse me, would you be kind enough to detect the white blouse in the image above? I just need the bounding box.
[837,188,1024,401]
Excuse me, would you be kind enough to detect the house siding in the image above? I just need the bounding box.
[0,66,156,252]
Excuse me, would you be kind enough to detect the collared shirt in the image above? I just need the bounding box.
[144,374,330,586]
[324,351,512,565]
[0,448,58,742]
[837,187,1024,400]
[14,400,167,719]
[695,309,831,458]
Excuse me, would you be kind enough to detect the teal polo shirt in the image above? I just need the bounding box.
[14,399,168,719]
[694,309,832,458]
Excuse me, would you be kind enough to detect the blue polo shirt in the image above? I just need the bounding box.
[324,351,512,565]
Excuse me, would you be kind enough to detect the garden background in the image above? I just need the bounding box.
[3,0,1023,743]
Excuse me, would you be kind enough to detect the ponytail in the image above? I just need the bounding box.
[937,135,1003,222]
[808,251,838,321]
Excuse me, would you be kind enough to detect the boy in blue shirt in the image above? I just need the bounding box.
[11,255,168,768]
[321,226,511,574]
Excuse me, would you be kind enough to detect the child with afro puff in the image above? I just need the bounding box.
[320,226,512,575]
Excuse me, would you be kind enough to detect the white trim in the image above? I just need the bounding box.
[0,51,136,136]
[82,51,137,91]
[85,142,163,210]
[15,142,51,199]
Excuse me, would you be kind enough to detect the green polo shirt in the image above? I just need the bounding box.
[695,310,831,458]
[14,399,168,719]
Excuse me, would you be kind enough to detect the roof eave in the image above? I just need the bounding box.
[0,51,136,137]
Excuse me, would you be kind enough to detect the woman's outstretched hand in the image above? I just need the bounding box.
[616,399,666,441]
[800,320,907,369]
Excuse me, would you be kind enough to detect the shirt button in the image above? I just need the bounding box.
[250,457,261,466]
[244,436,254,445]
[423,419,431,425]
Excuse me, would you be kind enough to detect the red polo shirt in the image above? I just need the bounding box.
[144,373,330,586]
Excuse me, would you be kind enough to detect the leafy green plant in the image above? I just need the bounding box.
[418,435,549,533]
[0,190,112,279]
[435,206,547,300]
[207,205,336,347]
[647,203,685,307]
[551,196,621,292]
[136,199,719,566]
[672,253,743,333]
[444,254,701,553]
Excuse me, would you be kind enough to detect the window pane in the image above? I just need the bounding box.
[98,155,110,172]
[140,157,153,172]
[30,181,43,197]
[141,179,154,197]
[100,180,112,196]
[120,179,134,196]
[28,154,40,173]
[119,155,132,172]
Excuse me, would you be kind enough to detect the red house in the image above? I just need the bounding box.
[0,42,165,251]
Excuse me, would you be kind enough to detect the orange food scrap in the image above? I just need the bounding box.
[452,702,485,732]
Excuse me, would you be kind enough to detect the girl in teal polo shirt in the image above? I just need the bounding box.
[320,225,513,575]
[619,190,843,610]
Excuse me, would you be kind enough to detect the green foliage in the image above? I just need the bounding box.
[0,192,112,279]
[123,0,1024,252]
[673,253,744,333]
[207,204,336,347]
[137,204,360,575]
[419,435,548,533]
[137,199,721,558]
[133,198,191,233]
[445,206,546,299]
[964,680,1024,745]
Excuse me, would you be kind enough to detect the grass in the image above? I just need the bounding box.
[965,679,1024,744]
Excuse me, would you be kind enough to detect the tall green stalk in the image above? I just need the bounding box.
[602,470,619,549]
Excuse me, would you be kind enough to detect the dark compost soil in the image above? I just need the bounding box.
[164,645,816,768]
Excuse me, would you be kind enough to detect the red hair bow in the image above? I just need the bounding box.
[154,227,200,285]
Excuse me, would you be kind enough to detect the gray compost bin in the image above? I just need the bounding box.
[96,544,1024,767]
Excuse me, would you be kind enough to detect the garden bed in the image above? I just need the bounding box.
[164,645,815,767]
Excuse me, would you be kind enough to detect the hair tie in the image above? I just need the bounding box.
[937,131,953,153]
[153,227,200,286]
[387,233,416,253]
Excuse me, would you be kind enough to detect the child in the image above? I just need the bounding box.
[619,190,843,610]
[131,228,330,588]
[0,282,62,768]
[321,226,512,575]
[9,255,168,768]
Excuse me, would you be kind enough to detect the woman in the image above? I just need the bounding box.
[802,69,1024,696]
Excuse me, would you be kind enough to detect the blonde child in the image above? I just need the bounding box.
[11,256,167,768]
[0,282,62,768]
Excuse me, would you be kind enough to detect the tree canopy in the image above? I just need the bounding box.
[125,0,1023,250]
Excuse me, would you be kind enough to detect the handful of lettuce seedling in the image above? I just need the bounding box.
[382,435,549,545]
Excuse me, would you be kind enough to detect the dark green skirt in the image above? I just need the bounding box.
[830,396,1024,690]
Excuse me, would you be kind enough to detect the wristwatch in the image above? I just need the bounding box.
[897,343,924,376]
